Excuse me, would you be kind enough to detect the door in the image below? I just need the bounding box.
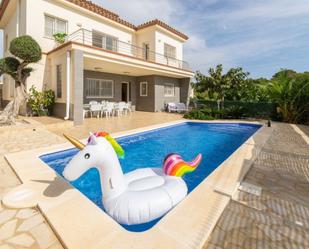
[121,82,130,102]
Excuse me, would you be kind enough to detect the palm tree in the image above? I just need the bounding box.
[268,70,309,123]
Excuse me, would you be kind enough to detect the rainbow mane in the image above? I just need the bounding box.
[163,153,202,177]
[88,132,125,158]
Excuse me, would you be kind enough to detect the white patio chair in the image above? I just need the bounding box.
[176,103,188,113]
[89,101,98,105]
[90,104,102,118]
[102,102,114,118]
[167,102,177,112]
[83,105,91,119]
[123,102,132,115]
[114,102,126,116]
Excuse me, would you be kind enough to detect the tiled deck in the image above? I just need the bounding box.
[45,111,184,139]
[203,124,309,249]
[0,114,308,249]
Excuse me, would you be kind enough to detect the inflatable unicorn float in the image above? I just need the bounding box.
[63,132,202,225]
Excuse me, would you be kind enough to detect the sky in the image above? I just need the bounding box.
[91,0,309,79]
[1,0,308,79]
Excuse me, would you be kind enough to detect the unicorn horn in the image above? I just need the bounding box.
[63,134,85,150]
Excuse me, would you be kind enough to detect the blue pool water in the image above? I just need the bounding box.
[40,122,260,232]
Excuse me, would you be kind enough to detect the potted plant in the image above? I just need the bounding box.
[53,32,67,44]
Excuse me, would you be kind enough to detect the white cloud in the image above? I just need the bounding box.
[92,0,182,24]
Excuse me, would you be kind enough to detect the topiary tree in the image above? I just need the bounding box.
[0,35,42,124]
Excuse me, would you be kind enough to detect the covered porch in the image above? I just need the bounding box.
[47,43,193,125]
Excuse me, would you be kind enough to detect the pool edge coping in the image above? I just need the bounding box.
[2,119,273,249]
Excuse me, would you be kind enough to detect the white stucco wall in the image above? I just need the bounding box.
[135,27,156,59]
[1,0,188,103]
[26,0,135,53]
[155,30,183,67]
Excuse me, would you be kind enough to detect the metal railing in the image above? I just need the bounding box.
[67,28,190,70]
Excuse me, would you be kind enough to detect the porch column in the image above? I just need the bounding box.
[180,78,192,106]
[72,49,84,125]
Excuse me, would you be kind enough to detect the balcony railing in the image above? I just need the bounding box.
[67,28,190,71]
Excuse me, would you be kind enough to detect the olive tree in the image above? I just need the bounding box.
[0,35,42,124]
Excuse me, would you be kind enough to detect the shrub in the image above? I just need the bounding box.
[28,86,55,116]
[9,35,42,63]
[53,33,67,44]
[224,106,245,119]
[184,109,215,120]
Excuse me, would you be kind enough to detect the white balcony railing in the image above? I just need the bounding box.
[67,28,190,71]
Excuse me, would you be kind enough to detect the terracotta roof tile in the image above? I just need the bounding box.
[65,1,188,40]
[136,19,188,40]
[0,0,188,40]
[65,0,136,29]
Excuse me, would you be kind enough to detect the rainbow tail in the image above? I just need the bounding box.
[163,153,202,177]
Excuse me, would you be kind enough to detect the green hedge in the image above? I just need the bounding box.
[191,99,278,119]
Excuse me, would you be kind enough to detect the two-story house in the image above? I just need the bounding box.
[0,0,194,124]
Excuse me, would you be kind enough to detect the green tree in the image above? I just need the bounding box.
[225,67,250,100]
[193,64,249,103]
[268,69,309,123]
[0,35,42,124]
[240,78,270,102]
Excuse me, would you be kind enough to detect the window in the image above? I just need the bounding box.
[164,43,176,59]
[164,83,175,97]
[85,78,114,98]
[92,31,118,52]
[140,82,148,97]
[56,65,62,98]
[44,15,67,38]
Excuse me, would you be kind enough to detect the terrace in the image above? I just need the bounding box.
[66,28,190,71]
[0,113,308,248]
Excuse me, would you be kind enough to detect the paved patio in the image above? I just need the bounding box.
[45,111,183,139]
[0,112,183,249]
[203,123,309,249]
[0,114,308,249]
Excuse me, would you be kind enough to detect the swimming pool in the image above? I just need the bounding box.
[40,122,260,232]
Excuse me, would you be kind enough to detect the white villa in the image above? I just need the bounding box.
[0,0,194,124]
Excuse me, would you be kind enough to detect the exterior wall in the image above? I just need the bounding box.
[53,102,69,118]
[180,78,192,105]
[48,51,67,104]
[83,71,137,105]
[136,27,156,56]
[2,5,17,102]
[19,0,27,36]
[135,76,155,112]
[154,76,181,112]
[26,0,134,53]
[155,30,183,62]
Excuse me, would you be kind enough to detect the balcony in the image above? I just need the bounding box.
[67,28,190,71]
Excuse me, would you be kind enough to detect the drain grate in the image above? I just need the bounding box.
[238,182,262,196]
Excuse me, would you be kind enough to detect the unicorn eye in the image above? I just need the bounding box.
[84,153,90,159]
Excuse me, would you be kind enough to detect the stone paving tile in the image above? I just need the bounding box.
[0,113,183,249]
[0,123,65,249]
[1,117,308,249]
[6,233,35,247]
[203,123,309,249]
